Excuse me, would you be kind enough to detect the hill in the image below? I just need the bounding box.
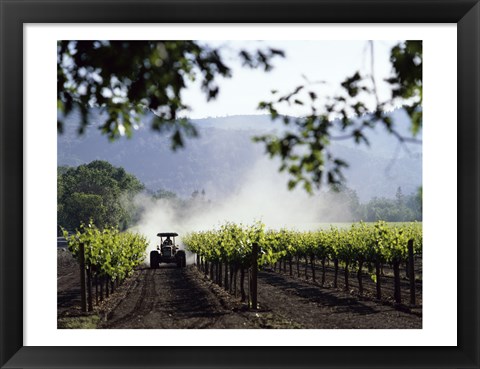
[57,110,422,201]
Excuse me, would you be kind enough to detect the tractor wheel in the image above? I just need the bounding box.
[150,251,159,269]
[177,251,186,268]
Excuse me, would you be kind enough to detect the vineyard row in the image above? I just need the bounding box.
[183,221,422,307]
[63,223,148,312]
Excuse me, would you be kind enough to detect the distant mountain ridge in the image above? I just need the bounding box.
[57,109,422,201]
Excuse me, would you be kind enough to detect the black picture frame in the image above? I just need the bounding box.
[1,1,478,368]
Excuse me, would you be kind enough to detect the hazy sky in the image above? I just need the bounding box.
[181,40,401,119]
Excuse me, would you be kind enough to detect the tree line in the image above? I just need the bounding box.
[324,185,422,222]
[58,160,421,234]
[57,160,211,233]
[57,160,144,232]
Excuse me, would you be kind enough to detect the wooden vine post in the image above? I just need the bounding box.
[344,260,349,290]
[407,239,416,305]
[310,254,316,282]
[375,261,382,300]
[357,259,364,295]
[79,243,87,312]
[333,258,339,288]
[87,267,93,311]
[99,276,104,301]
[240,267,246,302]
[250,243,258,310]
[224,262,229,291]
[218,262,222,287]
[94,274,99,304]
[105,276,109,298]
[233,265,237,296]
[393,259,401,304]
[321,256,326,286]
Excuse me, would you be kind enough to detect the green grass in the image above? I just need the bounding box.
[58,315,100,329]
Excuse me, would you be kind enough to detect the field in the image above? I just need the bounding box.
[58,222,422,330]
[58,263,421,329]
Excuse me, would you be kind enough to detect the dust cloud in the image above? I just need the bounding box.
[129,158,353,262]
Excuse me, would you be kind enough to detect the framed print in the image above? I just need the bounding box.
[1,0,479,368]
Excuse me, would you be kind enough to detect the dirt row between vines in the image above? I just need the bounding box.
[264,257,423,309]
[58,251,421,329]
[256,270,421,328]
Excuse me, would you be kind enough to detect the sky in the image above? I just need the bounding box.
[180,40,401,119]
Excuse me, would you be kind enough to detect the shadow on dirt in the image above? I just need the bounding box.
[259,272,378,316]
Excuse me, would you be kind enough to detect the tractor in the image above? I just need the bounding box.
[150,232,186,268]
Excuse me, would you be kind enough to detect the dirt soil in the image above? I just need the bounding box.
[98,265,262,329]
[268,258,422,309]
[58,250,83,318]
[58,251,421,329]
[256,271,421,329]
